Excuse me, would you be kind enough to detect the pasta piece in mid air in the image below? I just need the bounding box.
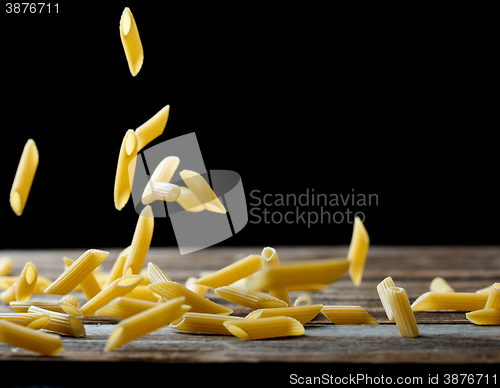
[135,105,170,152]
[141,156,180,204]
[223,316,304,341]
[347,217,369,286]
[15,262,37,302]
[10,139,39,216]
[122,205,154,276]
[147,262,172,283]
[175,186,205,212]
[119,7,143,77]
[179,170,226,213]
[0,320,63,355]
[114,130,138,210]
[63,257,101,300]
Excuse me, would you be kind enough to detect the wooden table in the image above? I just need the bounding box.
[1,246,499,385]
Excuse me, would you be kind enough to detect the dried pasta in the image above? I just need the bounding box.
[214,286,289,309]
[10,300,67,314]
[176,186,205,212]
[321,306,379,325]
[141,156,180,204]
[10,139,39,216]
[28,306,85,337]
[485,283,500,309]
[347,217,369,286]
[260,247,291,306]
[466,308,500,325]
[376,276,396,321]
[60,294,80,308]
[185,277,208,297]
[147,262,172,283]
[294,295,313,307]
[411,291,488,312]
[245,304,322,325]
[122,205,154,276]
[63,257,101,300]
[179,170,226,213]
[429,277,454,293]
[0,257,13,276]
[223,316,304,341]
[0,312,51,328]
[0,319,63,355]
[95,297,156,319]
[386,287,419,338]
[104,246,130,287]
[135,104,170,152]
[119,7,143,77]
[15,262,37,302]
[170,312,244,335]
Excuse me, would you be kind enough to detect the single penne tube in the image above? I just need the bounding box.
[477,284,495,294]
[321,306,379,325]
[260,247,291,306]
[176,186,205,212]
[0,320,63,355]
[466,308,500,325]
[58,301,84,318]
[28,306,85,337]
[15,262,37,302]
[411,291,488,312]
[44,249,109,295]
[32,276,53,294]
[429,277,454,293]
[246,258,350,292]
[0,312,51,328]
[170,312,244,335]
[0,256,13,276]
[376,276,396,321]
[485,283,500,309]
[95,297,156,319]
[10,300,66,314]
[179,170,226,213]
[103,246,130,287]
[147,262,172,283]
[105,296,187,352]
[185,277,208,297]
[122,205,154,276]
[119,7,143,77]
[114,129,138,210]
[223,316,304,341]
[214,286,289,310]
[135,104,170,152]
[63,257,101,300]
[386,287,419,338]
[80,275,143,317]
[347,217,369,286]
[148,281,233,315]
[194,254,263,289]
[10,139,39,216]
[59,294,80,308]
[124,285,158,302]
[149,182,181,203]
[294,294,313,307]
[141,156,180,204]
[246,304,323,325]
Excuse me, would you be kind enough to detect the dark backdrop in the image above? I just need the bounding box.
[0,3,497,250]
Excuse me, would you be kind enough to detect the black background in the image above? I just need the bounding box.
[0,2,497,250]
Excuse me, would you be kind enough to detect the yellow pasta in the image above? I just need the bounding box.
[44,249,109,295]
[28,306,85,337]
[223,316,304,341]
[63,257,101,300]
[321,306,379,325]
[429,277,454,293]
[80,275,143,317]
[246,304,323,325]
[10,139,39,216]
[122,205,154,276]
[185,277,208,297]
[386,287,419,338]
[376,276,396,321]
[60,294,80,308]
[0,257,13,276]
[124,285,158,302]
[260,247,291,306]
[179,170,226,213]
[0,282,17,304]
[95,297,156,319]
[135,104,170,152]
[149,182,181,203]
[119,7,143,77]
[247,258,350,292]
[170,312,244,335]
[141,156,180,204]
[347,217,369,286]
[194,255,263,289]
[0,320,63,355]
[105,296,188,352]
[10,300,67,314]
[15,261,37,302]
[176,186,206,212]
[147,262,172,283]
[0,312,51,328]
[476,284,495,294]
[294,295,312,307]
[411,291,488,312]
[103,246,130,287]
[466,308,500,325]
[485,283,500,309]
[114,129,138,210]
[148,281,233,315]
[214,286,289,310]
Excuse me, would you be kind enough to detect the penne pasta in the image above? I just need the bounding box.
[44,249,109,295]
[411,291,488,312]
[141,156,180,204]
[214,286,289,310]
[119,7,143,77]
[386,287,419,338]
[476,284,495,294]
[28,306,85,337]
[105,296,188,352]
[10,139,39,216]
[95,297,156,319]
[347,217,369,286]
[176,186,206,212]
[185,277,208,297]
[122,205,154,276]
[170,312,244,335]
[135,104,170,152]
[80,275,143,317]
[260,247,291,306]
[466,308,500,325]
[223,316,304,341]
[179,170,226,213]
[60,294,80,308]
[124,285,158,302]
[485,283,500,309]
[63,257,101,300]
[294,295,313,307]
[194,255,263,289]
[15,262,37,302]
[0,320,63,355]
[0,312,51,329]
[246,304,323,325]
[321,306,379,325]
[103,246,130,287]
[0,282,17,304]
[376,276,396,321]
[0,257,13,276]
[148,281,233,315]
[147,262,172,283]
[429,277,454,293]
[10,300,66,314]
[114,129,138,210]
[149,182,181,203]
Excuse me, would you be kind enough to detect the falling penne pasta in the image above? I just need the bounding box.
[119,7,143,77]
[135,104,170,152]
[260,247,291,306]
[58,301,84,318]
[15,262,37,302]
[28,306,86,337]
[124,285,158,301]
[95,297,156,319]
[223,316,304,341]
[466,308,500,325]
[149,182,181,203]
[179,170,226,213]
[386,287,419,338]
[122,205,154,276]
[294,295,313,307]
[60,294,80,308]
[114,130,138,210]
[170,312,244,335]
[148,281,233,315]
[0,312,51,328]
[214,286,289,310]
[411,291,488,312]
[246,305,322,325]
[63,257,101,300]
[105,296,188,352]
[10,139,39,216]
[103,246,130,287]
[194,254,263,289]
[321,306,379,325]
[141,156,180,204]
[485,283,500,309]
[176,186,205,212]
[44,249,109,295]
[0,282,17,304]
[0,257,13,276]
[376,276,396,321]
[185,277,208,297]
[347,217,369,286]
[147,262,172,283]
[429,277,454,293]
[0,319,63,355]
